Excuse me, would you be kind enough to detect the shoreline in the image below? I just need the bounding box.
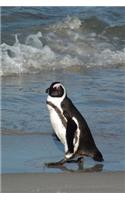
[1,171,125,193]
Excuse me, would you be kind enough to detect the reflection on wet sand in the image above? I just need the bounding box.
[45,160,103,173]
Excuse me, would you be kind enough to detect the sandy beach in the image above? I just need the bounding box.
[1,171,125,193]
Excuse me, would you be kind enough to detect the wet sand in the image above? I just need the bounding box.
[1,171,125,193]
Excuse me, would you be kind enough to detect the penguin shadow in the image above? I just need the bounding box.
[47,134,103,173]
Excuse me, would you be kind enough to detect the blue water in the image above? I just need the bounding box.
[1,7,125,173]
[1,7,125,75]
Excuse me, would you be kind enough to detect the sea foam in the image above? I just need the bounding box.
[1,16,125,76]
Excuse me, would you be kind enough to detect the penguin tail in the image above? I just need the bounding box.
[93,150,104,162]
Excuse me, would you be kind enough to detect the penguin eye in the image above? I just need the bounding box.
[53,86,58,91]
[53,85,61,91]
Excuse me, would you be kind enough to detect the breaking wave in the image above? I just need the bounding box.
[1,16,125,76]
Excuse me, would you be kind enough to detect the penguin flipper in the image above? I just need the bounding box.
[63,111,77,155]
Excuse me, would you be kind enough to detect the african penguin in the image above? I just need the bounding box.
[46,82,104,166]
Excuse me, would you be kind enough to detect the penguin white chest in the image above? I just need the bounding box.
[47,105,66,145]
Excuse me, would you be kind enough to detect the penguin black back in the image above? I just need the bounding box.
[61,97,104,162]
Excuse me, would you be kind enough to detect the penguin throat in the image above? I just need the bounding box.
[46,101,67,128]
[47,94,65,107]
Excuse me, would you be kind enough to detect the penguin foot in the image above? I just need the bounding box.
[77,157,83,163]
[45,157,84,168]
[45,159,66,167]
[67,157,83,163]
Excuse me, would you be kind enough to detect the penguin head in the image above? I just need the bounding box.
[46,82,66,98]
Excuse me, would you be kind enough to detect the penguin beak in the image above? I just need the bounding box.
[45,87,49,93]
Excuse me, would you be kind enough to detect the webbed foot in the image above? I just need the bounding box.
[45,159,66,167]
[67,157,83,163]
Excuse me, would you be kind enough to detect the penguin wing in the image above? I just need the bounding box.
[63,111,77,153]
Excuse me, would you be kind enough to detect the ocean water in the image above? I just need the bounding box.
[1,7,125,173]
[1,7,125,75]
